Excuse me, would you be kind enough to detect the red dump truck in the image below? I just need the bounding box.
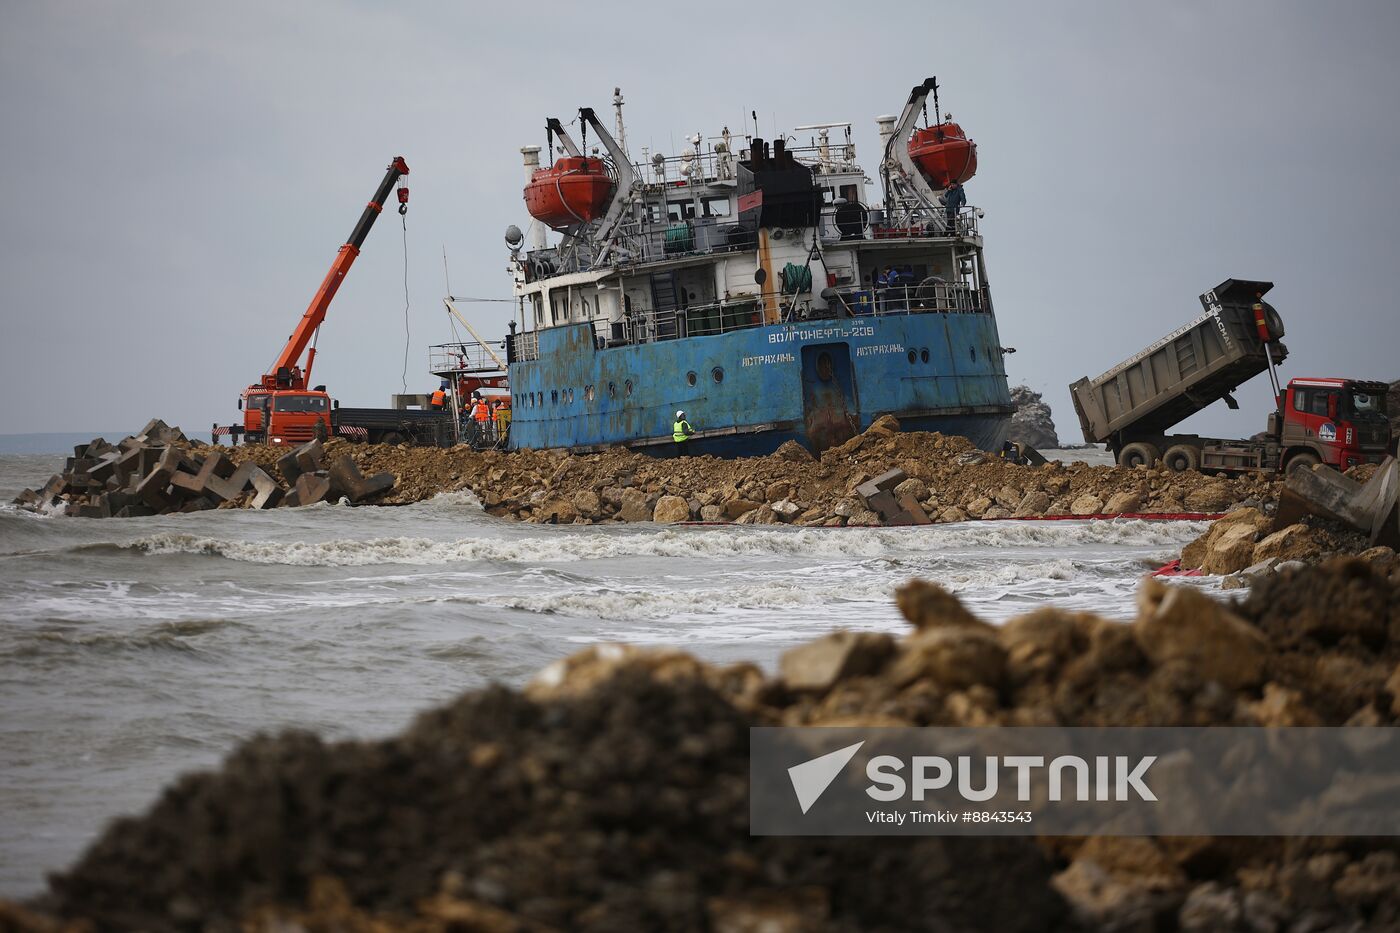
[1069,279,1391,476]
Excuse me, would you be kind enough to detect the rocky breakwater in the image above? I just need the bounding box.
[10,420,397,517]
[290,415,1277,526]
[8,558,1400,931]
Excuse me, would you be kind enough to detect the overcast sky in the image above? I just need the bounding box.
[1,1,1396,440]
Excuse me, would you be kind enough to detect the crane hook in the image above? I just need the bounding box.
[397,184,410,216]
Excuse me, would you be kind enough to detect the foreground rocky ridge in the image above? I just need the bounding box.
[229,416,1278,526]
[9,556,1400,931]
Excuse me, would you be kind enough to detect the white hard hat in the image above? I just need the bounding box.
[676,410,685,418]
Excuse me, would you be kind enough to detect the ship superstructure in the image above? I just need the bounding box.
[489,77,1014,455]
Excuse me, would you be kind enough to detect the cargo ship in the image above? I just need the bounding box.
[440,78,1015,456]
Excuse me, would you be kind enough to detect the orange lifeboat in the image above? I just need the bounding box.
[907,121,978,189]
[523,156,614,228]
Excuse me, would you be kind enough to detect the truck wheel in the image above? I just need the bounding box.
[1118,442,1160,469]
[1162,444,1200,473]
[1285,451,1320,477]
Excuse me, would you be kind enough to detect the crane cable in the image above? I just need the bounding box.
[400,213,410,395]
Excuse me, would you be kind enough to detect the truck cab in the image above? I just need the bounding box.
[241,389,332,446]
[1282,378,1391,472]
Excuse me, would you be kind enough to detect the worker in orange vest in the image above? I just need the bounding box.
[470,394,491,446]
[429,381,448,410]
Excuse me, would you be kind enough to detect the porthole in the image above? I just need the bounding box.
[567,388,575,404]
[585,385,594,402]
[920,348,930,364]
[712,367,724,384]
[551,390,559,404]
[608,381,616,398]
[908,350,918,364]
[625,379,633,396]
[687,371,697,387]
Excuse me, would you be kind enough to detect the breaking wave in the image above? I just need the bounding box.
[98,519,1203,567]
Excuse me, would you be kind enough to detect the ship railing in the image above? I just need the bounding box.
[621,282,989,345]
[506,330,540,362]
[820,203,980,243]
[429,341,509,375]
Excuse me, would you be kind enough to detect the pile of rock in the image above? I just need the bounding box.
[10,420,396,517]
[17,559,1400,931]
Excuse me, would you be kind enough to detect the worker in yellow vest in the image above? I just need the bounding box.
[673,409,694,456]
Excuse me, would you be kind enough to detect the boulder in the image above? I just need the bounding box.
[1013,491,1051,517]
[937,506,969,524]
[765,481,793,502]
[1133,577,1266,688]
[773,439,814,462]
[1104,490,1143,514]
[1070,494,1104,516]
[847,508,882,526]
[779,631,896,693]
[1181,508,1269,570]
[832,498,861,518]
[866,413,901,435]
[618,487,654,522]
[652,495,691,523]
[1184,482,1233,513]
[965,496,994,518]
[770,499,802,522]
[724,498,762,520]
[1251,524,1319,564]
[698,504,726,522]
[1200,521,1260,575]
[571,489,602,518]
[894,477,929,501]
[895,579,988,631]
[534,498,579,524]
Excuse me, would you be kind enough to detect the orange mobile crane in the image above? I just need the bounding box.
[238,157,409,445]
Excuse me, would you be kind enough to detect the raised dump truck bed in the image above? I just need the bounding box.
[1070,279,1287,449]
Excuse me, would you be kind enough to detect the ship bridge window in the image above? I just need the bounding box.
[701,196,730,218]
[667,200,697,221]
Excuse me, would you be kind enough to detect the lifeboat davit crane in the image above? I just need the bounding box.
[523,117,615,229]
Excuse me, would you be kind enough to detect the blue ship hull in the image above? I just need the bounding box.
[506,312,1013,456]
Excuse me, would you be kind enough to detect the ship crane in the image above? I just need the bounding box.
[882,78,944,222]
[578,106,639,269]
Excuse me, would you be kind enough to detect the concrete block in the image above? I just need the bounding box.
[1273,465,1367,530]
[855,469,907,501]
[327,455,394,503]
[276,449,304,486]
[861,489,900,522]
[278,488,303,508]
[11,489,40,507]
[169,471,205,494]
[244,466,283,509]
[897,493,932,525]
[88,452,121,482]
[177,497,213,513]
[294,438,325,475]
[294,472,331,506]
[76,494,112,519]
[196,451,235,480]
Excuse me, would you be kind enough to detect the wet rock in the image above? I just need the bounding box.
[1134,578,1265,689]
[571,489,602,518]
[699,504,726,522]
[770,499,802,522]
[652,495,692,523]
[1201,521,1261,575]
[895,580,988,631]
[937,505,969,523]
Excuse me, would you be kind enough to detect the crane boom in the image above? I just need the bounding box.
[264,156,410,389]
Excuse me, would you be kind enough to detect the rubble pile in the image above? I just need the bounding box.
[10,421,396,517]
[1007,384,1062,450]
[226,416,1277,526]
[11,559,1399,931]
[1177,457,1400,588]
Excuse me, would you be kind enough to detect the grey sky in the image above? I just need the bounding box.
[1,1,1396,439]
